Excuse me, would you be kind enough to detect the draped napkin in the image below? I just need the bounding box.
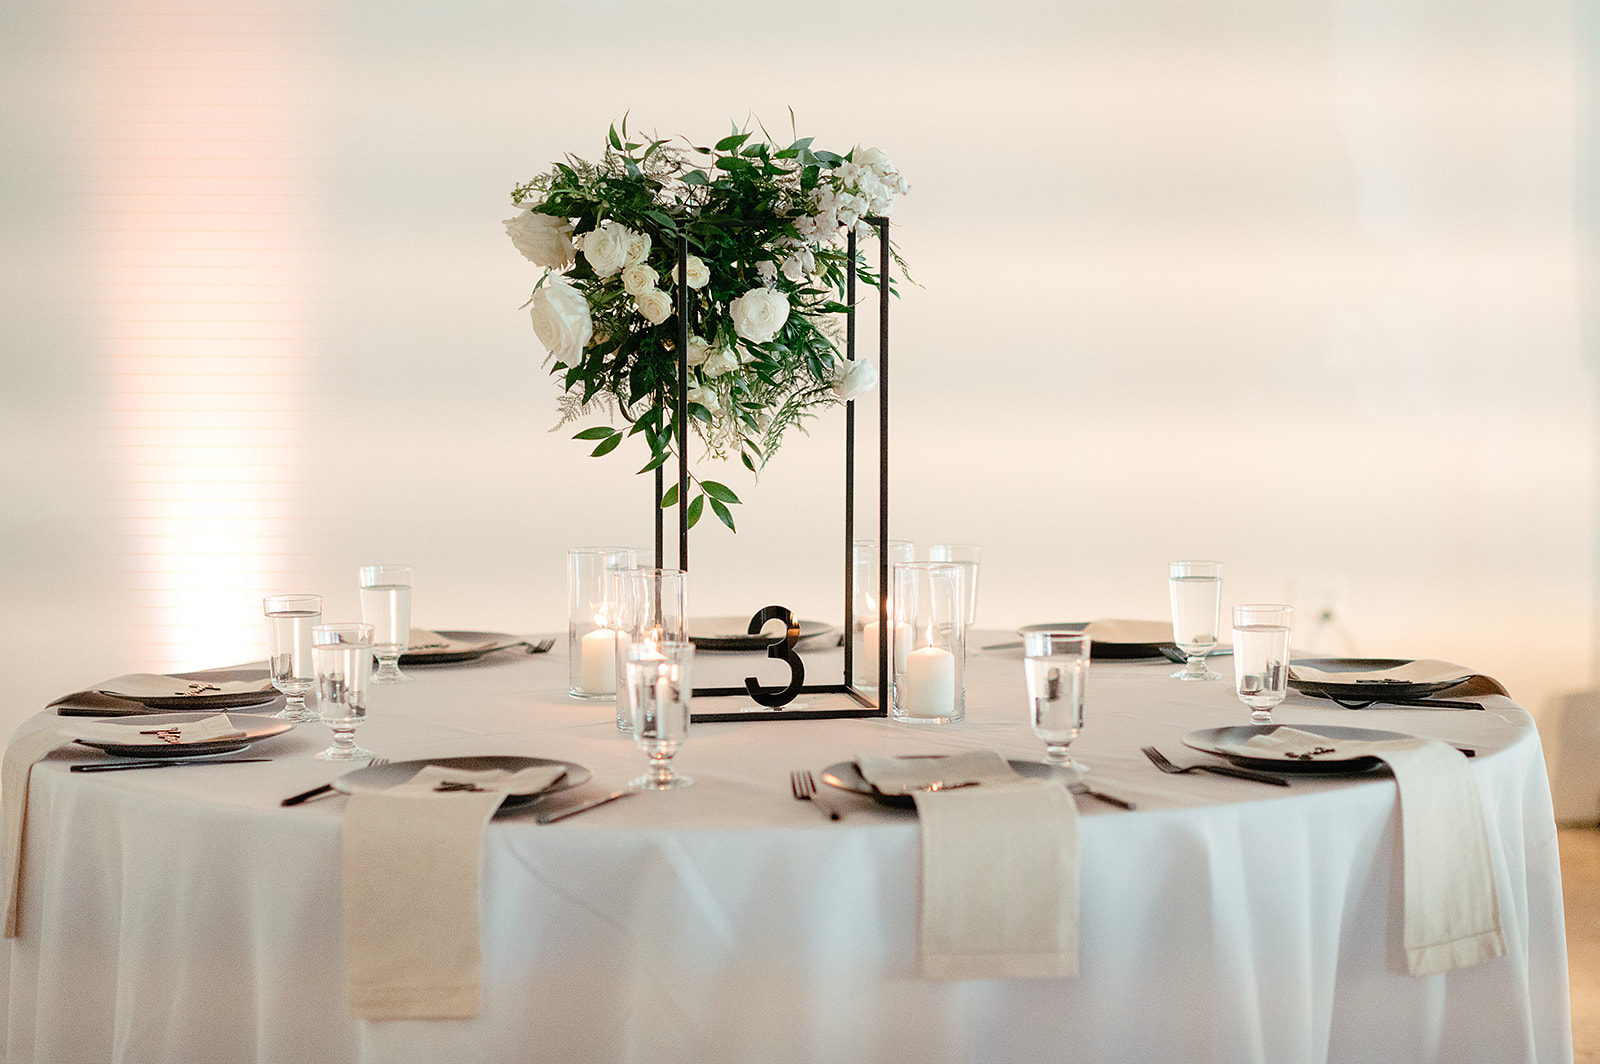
[858,752,1079,981]
[3,713,247,937]
[405,630,501,654]
[94,673,275,699]
[1244,727,1505,976]
[1081,619,1173,644]
[1288,659,1508,697]
[341,764,567,1020]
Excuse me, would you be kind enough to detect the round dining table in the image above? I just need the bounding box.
[0,632,1572,1064]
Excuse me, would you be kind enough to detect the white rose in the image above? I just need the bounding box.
[621,263,658,297]
[702,346,740,378]
[728,288,790,344]
[686,384,720,416]
[625,231,652,266]
[756,260,778,286]
[685,335,712,367]
[832,359,878,401]
[634,288,672,324]
[583,220,632,278]
[781,248,815,284]
[529,278,593,362]
[504,210,575,269]
[857,146,892,172]
[678,256,710,289]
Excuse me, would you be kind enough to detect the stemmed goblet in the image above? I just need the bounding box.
[359,564,413,685]
[625,640,694,790]
[1168,560,1223,681]
[313,623,375,761]
[1233,604,1294,724]
[1024,629,1092,776]
[264,594,321,722]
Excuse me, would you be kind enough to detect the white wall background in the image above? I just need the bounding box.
[0,0,1591,753]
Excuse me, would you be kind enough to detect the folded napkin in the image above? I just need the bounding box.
[404,630,501,654]
[3,713,246,937]
[1244,728,1505,976]
[341,764,566,1020]
[860,752,1080,981]
[1082,619,1173,644]
[94,673,274,699]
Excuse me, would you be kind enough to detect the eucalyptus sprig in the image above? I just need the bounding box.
[505,117,909,532]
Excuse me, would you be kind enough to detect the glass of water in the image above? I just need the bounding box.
[624,640,694,790]
[1233,604,1294,724]
[264,594,321,723]
[359,564,413,685]
[1023,629,1092,774]
[1168,560,1223,681]
[313,623,375,761]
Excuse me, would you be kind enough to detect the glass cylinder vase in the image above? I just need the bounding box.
[851,538,914,691]
[890,561,966,724]
[567,546,635,701]
[612,567,688,731]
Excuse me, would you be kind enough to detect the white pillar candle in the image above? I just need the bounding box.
[855,621,911,685]
[903,645,955,718]
[581,627,617,695]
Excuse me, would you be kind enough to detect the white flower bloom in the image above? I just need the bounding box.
[831,358,878,401]
[856,146,892,172]
[625,231,652,266]
[503,210,575,269]
[702,346,740,378]
[529,278,593,362]
[756,260,778,286]
[634,288,672,324]
[583,220,632,278]
[686,383,720,416]
[686,335,713,367]
[621,263,658,297]
[781,248,815,284]
[729,287,790,344]
[678,255,710,289]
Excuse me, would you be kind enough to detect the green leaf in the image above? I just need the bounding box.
[700,480,741,505]
[590,433,623,458]
[660,483,679,508]
[686,494,704,529]
[715,132,750,152]
[572,426,615,441]
[608,124,622,150]
[636,450,669,475]
[708,496,736,532]
[741,451,756,473]
[682,170,710,187]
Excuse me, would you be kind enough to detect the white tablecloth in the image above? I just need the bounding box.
[0,637,1572,1063]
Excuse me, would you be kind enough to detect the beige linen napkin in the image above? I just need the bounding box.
[1287,659,1508,697]
[341,764,566,1020]
[3,713,247,937]
[1245,727,1505,976]
[1082,619,1172,644]
[858,753,1080,981]
[404,630,501,654]
[94,673,274,699]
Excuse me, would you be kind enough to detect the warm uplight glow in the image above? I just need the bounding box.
[92,3,324,670]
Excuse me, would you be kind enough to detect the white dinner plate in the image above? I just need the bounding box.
[1183,724,1413,774]
[332,756,590,812]
[73,712,293,759]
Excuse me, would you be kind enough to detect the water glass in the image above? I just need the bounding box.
[890,561,965,724]
[359,564,413,685]
[264,594,321,723]
[851,538,915,689]
[1233,604,1294,724]
[929,543,981,626]
[1169,560,1223,681]
[612,567,688,731]
[566,547,635,700]
[625,641,694,790]
[1023,629,1091,773]
[313,623,374,761]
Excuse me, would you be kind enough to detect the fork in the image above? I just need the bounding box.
[789,769,842,821]
[521,638,556,654]
[1140,746,1289,786]
[281,756,389,806]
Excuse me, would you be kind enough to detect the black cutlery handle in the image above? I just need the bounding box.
[72,758,271,773]
[281,783,336,806]
[1200,764,1291,786]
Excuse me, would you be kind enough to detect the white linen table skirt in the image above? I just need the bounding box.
[0,637,1572,1064]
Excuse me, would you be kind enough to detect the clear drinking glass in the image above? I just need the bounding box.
[359,564,413,685]
[625,640,694,790]
[929,544,981,626]
[1024,629,1091,773]
[566,547,636,700]
[851,539,915,689]
[313,623,374,761]
[264,594,321,723]
[890,561,966,724]
[1168,560,1223,681]
[611,567,688,731]
[1233,604,1294,724]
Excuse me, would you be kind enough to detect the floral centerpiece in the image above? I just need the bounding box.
[504,119,908,531]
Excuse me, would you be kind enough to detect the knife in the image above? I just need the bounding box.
[536,789,636,824]
[73,758,272,773]
[1192,763,1291,786]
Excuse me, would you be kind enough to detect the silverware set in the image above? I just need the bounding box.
[1140,746,1290,786]
[280,757,388,806]
[790,769,842,820]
